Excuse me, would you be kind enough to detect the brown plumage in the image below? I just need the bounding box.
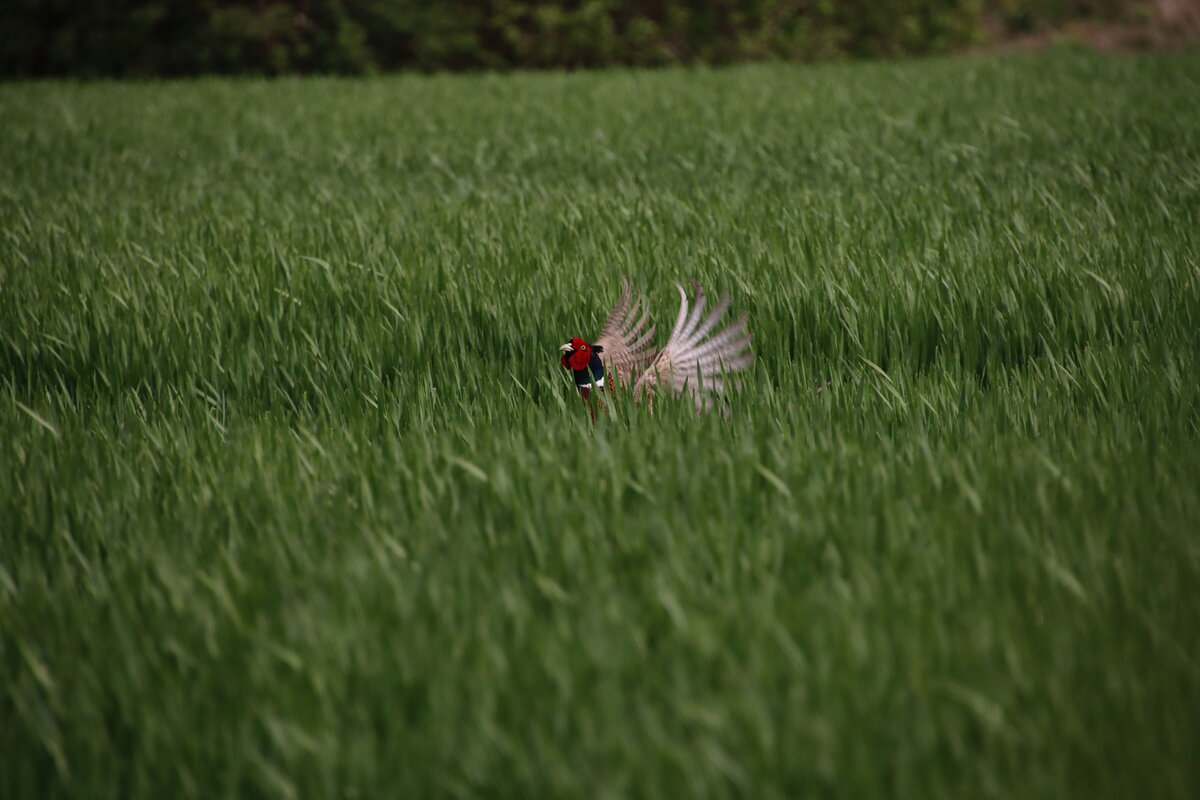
[561,277,754,413]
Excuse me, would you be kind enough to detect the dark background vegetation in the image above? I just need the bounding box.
[1,0,1193,77]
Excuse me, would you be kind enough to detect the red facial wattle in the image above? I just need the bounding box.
[568,343,591,371]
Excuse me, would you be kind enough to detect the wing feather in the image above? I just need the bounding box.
[594,277,658,384]
[635,281,754,411]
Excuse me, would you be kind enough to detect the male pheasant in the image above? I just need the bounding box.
[559,278,754,413]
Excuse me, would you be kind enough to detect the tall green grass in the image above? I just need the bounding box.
[2,51,1199,798]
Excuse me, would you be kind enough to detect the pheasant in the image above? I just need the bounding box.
[559,278,754,413]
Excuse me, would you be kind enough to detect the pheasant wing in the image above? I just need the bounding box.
[594,277,657,385]
[635,281,754,411]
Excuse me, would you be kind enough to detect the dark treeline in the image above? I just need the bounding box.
[0,1,1147,77]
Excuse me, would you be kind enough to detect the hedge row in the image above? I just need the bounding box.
[0,1,1143,77]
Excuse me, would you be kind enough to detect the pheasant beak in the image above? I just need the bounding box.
[559,342,574,352]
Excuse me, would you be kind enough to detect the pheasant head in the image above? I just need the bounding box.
[559,338,606,388]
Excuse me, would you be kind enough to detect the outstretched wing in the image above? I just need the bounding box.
[635,281,753,411]
[594,277,657,384]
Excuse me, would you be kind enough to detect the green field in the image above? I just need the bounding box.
[2,50,1199,798]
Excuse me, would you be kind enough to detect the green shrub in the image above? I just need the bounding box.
[992,0,1140,32]
[0,1,1157,76]
[1,0,982,76]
